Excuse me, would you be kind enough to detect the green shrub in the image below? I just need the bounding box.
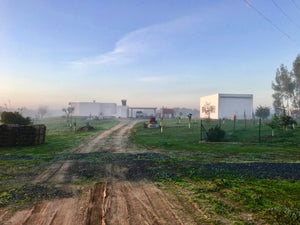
[0,111,31,125]
[206,125,225,142]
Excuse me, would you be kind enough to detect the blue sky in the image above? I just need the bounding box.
[1,0,300,110]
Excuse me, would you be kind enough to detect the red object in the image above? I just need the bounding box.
[149,117,156,123]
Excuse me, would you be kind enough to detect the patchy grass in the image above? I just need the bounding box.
[0,118,119,196]
[0,184,73,210]
[130,120,300,224]
[130,120,300,163]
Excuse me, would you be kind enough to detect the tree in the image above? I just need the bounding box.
[0,111,31,125]
[280,109,297,129]
[292,54,300,116]
[62,106,74,127]
[272,55,300,117]
[202,102,213,119]
[37,106,48,119]
[255,105,270,120]
[272,64,295,112]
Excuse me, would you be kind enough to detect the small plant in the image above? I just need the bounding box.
[266,114,281,136]
[206,125,225,142]
[280,111,297,129]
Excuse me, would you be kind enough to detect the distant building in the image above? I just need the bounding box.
[69,101,118,118]
[68,100,156,118]
[200,93,253,119]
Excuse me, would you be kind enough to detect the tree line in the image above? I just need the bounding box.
[272,54,300,117]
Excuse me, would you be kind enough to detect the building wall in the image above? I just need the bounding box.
[100,103,117,117]
[69,102,117,117]
[219,94,253,119]
[200,94,253,120]
[200,94,219,119]
[117,106,128,118]
[69,102,101,117]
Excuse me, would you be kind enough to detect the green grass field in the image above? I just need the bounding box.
[130,119,300,224]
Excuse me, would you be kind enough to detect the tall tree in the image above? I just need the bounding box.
[272,64,295,112]
[292,54,300,109]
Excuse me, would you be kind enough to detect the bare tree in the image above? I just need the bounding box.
[62,106,74,127]
[37,106,48,119]
[202,102,212,119]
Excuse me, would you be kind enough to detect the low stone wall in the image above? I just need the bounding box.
[0,124,46,146]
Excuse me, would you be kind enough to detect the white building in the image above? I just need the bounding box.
[69,100,129,118]
[200,93,253,119]
[69,101,116,118]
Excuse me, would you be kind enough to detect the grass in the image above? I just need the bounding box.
[1,117,299,224]
[131,118,300,163]
[130,119,300,224]
[0,117,119,194]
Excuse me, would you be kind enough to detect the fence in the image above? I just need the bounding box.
[155,118,299,144]
[0,124,46,146]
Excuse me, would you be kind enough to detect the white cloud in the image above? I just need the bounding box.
[69,16,201,67]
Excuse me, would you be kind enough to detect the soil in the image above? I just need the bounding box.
[1,119,205,225]
[2,119,299,224]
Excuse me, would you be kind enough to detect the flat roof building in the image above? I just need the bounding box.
[200,93,253,120]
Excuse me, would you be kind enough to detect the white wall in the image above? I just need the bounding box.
[69,102,101,117]
[69,102,117,117]
[219,94,253,119]
[200,94,219,119]
[100,103,117,117]
[117,106,128,118]
[200,94,253,119]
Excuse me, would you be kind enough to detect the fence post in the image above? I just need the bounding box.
[258,118,261,143]
[233,116,236,131]
[200,120,203,141]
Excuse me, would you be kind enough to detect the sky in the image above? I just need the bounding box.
[1,0,300,111]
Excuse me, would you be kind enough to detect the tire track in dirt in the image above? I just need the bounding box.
[33,121,129,185]
[2,119,207,225]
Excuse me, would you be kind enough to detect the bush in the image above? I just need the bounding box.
[0,111,31,125]
[206,125,226,142]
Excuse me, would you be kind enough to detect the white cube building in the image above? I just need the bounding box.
[200,93,253,119]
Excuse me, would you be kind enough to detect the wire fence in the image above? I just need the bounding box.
[153,118,299,144]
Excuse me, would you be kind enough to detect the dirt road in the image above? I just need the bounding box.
[1,120,206,225]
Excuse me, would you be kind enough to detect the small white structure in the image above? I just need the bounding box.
[117,99,129,118]
[200,93,253,119]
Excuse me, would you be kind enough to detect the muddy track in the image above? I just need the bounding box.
[1,119,206,225]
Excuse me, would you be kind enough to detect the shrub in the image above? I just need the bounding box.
[0,111,31,125]
[206,125,225,142]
